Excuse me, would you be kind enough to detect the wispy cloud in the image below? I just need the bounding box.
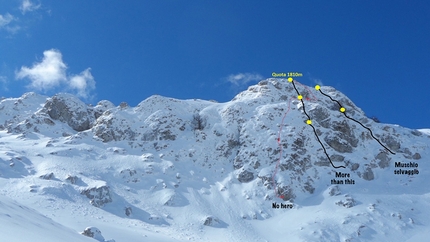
[311,77,324,86]
[225,72,263,86]
[306,72,324,86]
[69,68,96,99]
[20,0,41,15]
[0,76,8,91]
[0,13,15,29]
[16,49,96,99]
[0,1,43,35]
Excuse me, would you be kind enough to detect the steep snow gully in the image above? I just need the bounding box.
[0,77,429,241]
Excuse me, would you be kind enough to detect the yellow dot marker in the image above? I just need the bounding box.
[315,85,320,90]
[298,95,303,100]
[340,107,346,113]
[306,120,312,125]
[287,77,293,82]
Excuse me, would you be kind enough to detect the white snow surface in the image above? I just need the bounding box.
[0,78,429,241]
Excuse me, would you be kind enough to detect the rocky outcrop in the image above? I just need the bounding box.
[81,185,112,207]
[362,168,375,181]
[93,100,115,119]
[39,172,54,180]
[375,152,391,168]
[81,227,115,242]
[237,169,254,183]
[203,216,221,226]
[335,195,356,208]
[43,93,95,132]
[125,207,132,216]
[65,175,79,184]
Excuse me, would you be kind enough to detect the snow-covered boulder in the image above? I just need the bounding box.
[39,172,54,180]
[203,216,220,226]
[81,227,115,242]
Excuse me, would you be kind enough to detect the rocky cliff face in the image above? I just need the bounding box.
[1,79,426,203]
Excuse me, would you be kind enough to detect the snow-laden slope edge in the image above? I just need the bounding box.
[0,194,93,242]
[0,78,429,241]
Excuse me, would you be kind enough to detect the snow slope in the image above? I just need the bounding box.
[0,194,93,242]
[0,78,429,241]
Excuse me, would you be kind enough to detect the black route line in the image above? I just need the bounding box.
[291,81,346,169]
[318,89,396,155]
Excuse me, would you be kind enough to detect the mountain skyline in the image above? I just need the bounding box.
[1,1,430,129]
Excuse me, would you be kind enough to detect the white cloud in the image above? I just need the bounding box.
[0,76,8,91]
[225,72,263,86]
[20,0,41,14]
[69,68,96,98]
[311,78,324,86]
[0,13,15,28]
[16,49,67,91]
[16,49,96,99]
[5,25,21,34]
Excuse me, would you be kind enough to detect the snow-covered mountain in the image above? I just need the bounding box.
[1,78,429,241]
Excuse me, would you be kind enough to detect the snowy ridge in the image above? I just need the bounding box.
[0,78,429,241]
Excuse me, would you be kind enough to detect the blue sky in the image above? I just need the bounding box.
[1,1,429,129]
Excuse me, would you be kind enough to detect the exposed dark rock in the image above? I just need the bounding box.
[303,180,315,194]
[328,185,341,196]
[257,172,273,188]
[203,216,220,226]
[65,175,78,184]
[237,169,254,183]
[94,100,115,119]
[93,115,136,142]
[39,172,54,180]
[293,137,304,148]
[81,227,115,242]
[324,135,353,153]
[119,102,128,109]
[399,148,412,159]
[81,227,99,238]
[412,153,421,160]
[43,118,55,126]
[81,185,112,207]
[330,121,359,148]
[191,113,206,131]
[314,157,331,167]
[411,130,422,136]
[120,169,138,183]
[381,135,400,151]
[93,126,115,142]
[279,95,288,101]
[335,195,356,208]
[125,207,132,216]
[227,138,240,150]
[278,186,295,201]
[160,130,176,141]
[351,163,360,171]
[44,93,95,132]
[375,152,391,168]
[258,80,268,85]
[310,106,330,128]
[233,156,243,170]
[330,154,345,162]
[362,168,374,181]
